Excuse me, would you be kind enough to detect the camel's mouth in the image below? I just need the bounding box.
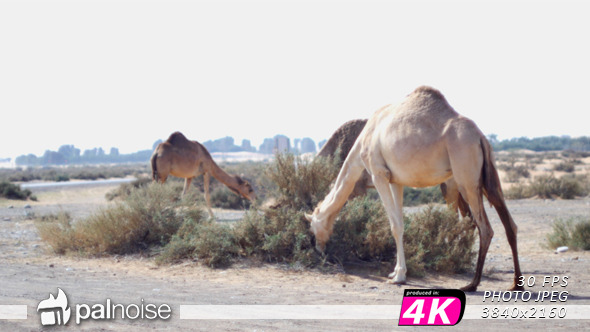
[243,191,256,201]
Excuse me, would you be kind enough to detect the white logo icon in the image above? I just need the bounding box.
[37,288,71,326]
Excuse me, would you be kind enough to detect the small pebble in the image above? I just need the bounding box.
[555,246,569,253]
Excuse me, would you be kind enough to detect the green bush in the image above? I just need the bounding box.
[403,205,476,276]
[232,205,317,266]
[235,197,477,277]
[0,181,36,200]
[547,218,590,251]
[326,195,394,262]
[158,217,238,268]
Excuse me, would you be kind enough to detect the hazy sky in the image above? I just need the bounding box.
[1,0,589,159]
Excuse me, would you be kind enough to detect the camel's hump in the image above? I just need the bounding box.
[410,86,446,101]
[166,131,190,145]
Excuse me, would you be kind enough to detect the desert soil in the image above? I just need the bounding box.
[1,181,589,331]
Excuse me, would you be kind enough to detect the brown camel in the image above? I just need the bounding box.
[318,118,471,217]
[306,86,523,292]
[317,119,372,198]
[150,132,255,218]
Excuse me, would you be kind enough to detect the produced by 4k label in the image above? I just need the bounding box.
[399,289,466,326]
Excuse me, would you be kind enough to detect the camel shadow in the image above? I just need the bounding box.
[338,262,523,294]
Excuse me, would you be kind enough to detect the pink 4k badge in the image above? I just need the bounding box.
[399,289,466,326]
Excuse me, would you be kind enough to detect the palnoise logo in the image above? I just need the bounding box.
[37,288,71,326]
[36,287,172,326]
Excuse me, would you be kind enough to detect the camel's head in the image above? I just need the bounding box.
[233,176,256,201]
[304,207,333,253]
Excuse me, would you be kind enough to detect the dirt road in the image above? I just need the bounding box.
[1,182,589,331]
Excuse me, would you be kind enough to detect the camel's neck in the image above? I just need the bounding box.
[316,143,365,227]
[206,158,242,193]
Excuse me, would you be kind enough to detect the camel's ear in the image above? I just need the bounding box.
[304,213,313,223]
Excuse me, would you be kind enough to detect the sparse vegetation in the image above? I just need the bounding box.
[0,164,148,183]
[0,181,36,200]
[504,165,531,183]
[553,160,577,173]
[505,174,588,200]
[546,217,590,251]
[498,154,532,183]
[490,135,590,152]
[38,153,477,279]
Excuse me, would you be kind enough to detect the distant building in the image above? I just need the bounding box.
[274,135,290,153]
[259,135,291,154]
[299,137,316,153]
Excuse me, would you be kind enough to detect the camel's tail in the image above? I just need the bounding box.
[150,151,159,182]
[480,137,517,233]
[480,135,523,288]
[480,138,505,207]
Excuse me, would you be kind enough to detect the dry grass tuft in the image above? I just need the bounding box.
[36,183,201,256]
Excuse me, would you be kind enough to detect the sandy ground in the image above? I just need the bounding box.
[1,182,590,331]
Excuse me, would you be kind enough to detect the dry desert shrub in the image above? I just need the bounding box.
[553,160,578,173]
[36,183,201,256]
[505,174,588,199]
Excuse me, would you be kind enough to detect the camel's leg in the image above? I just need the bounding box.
[490,198,524,290]
[203,172,214,219]
[182,177,193,197]
[440,179,471,218]
[372,171,406,284]
[457,184,493,292]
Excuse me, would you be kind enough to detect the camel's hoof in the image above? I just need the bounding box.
[460,284,478,292]
[386,272,406,285]
[508,283,525,291]
[386,279,406,285]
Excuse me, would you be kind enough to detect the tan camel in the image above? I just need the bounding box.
[318,118,472,217]
[150,132,256,218]
[306,86,523,292]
